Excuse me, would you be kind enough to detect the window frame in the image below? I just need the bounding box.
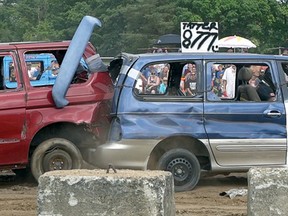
[205,60,278,102]
[132,59,204,102]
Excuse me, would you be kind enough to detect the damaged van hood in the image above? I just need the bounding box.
[52,15,102,108]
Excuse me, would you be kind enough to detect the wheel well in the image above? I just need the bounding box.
[147,136,211,171]
[29,122,99,158]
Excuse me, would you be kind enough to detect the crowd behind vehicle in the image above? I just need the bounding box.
[135,58,277,103]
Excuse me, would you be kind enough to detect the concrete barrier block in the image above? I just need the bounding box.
[38,169,175,216]
[248,167,288,216]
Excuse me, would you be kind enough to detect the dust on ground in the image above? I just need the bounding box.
[0,171,247,216]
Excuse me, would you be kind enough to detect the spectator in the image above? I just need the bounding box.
[184,70,197,96]
[154,63,165,76]
[180,77,186,95]
[135,76,144,94]
[248,65,261,87]
[49,67,59,79]
[9,66,16,82]
[227,48,234,53]
[142,65,154,79]
[242,48,248,53]
[27,62,38,80]
[222,65,236,98]
[159,77,168,94]
[160,64,169,80]
[282,48,288,56]
[257,67,276,101]
[146,69,160,94]
[51,60,59,68]
[182,63,195,77]
[141,65,154,90]
[216,64,224,79]
[212,64,224,97]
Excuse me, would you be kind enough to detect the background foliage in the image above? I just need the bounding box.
[0,0,287,56]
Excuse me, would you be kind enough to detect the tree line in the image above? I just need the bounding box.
[0,0,287,56]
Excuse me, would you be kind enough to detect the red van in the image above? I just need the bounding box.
[0,39,113,180]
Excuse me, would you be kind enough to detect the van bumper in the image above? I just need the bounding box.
[91,139,159,170]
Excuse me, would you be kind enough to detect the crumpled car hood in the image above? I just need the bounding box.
[52,15,102,108]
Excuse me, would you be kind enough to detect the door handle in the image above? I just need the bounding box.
[265,110,282,117]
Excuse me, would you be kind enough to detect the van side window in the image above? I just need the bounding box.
[134,61,201,98]
[135,63,169,95]
[2,55,18,89]
[19,50,90,88]
[24,53,59,87]
[208,62,276,102]
[27,61,44,81]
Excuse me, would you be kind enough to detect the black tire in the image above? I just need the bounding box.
[31,138,83,182]
[158,149,200,192]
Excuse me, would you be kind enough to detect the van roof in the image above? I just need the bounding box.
[0,41,96,56]
[132,52,288,61]
[0,41,72,50]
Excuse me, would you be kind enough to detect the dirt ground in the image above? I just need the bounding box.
[0,171,247,216]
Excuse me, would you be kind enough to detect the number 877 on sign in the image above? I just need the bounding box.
[181,22,219,53]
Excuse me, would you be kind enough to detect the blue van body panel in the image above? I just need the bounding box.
[116,88,286,140]
[204,102,286,139]
[112,73,128,115]
[115,71,208,140]
[118,114,206,139]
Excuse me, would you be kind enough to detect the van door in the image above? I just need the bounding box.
[0,53,27,166]
[112,57,207,150]
[204,61,286,167]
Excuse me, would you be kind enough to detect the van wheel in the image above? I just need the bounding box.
[30,138,83,182]
[158,149,200,192]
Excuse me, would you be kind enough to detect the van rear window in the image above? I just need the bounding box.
[208,62,276,102]
[135,61,200,98]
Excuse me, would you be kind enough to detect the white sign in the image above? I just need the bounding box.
[181,22,219,53]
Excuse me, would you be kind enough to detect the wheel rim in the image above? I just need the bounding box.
[166,157,193,186]
[42,149,73,172]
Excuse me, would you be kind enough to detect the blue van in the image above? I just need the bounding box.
[93,52,288,192]
[4,53,57,88]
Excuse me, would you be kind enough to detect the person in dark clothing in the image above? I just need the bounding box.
[184,70,197,96]
[257,67,276,101]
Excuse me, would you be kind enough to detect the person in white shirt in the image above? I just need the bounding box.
[222,65,236,98]
[27,62,38,80]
